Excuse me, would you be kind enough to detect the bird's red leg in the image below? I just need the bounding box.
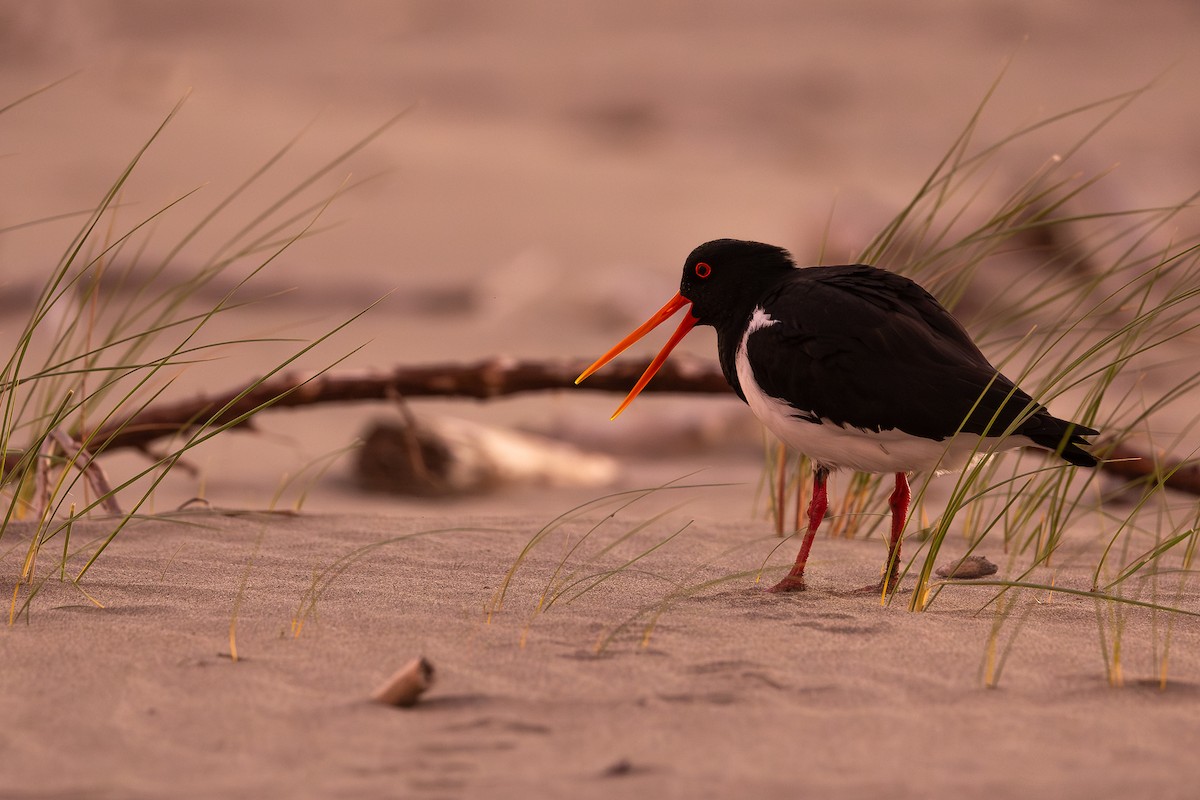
[881,471,911,593]
[767,466,829,593]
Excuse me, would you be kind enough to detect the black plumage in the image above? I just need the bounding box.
[685,243,1097,467]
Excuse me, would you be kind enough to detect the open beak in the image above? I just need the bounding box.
[575,291,698,420]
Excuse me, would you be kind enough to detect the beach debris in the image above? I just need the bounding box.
[354,414,618,497]
[935,555,999,579]
[371,656,435,708]
[600,758,636,777]
[26,428,122,518]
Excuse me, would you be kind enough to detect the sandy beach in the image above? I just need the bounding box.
[4,2,1200,798]
[6,510,1200,799]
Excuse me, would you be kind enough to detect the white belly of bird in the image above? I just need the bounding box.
[735,308,1028,474]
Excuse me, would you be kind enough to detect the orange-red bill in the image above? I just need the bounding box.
[575,292,698,420]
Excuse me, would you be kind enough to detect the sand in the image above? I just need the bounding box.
[5,510,1200,799]
[4,2,1200,798]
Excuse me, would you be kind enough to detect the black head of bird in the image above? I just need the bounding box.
[576,238,796,418]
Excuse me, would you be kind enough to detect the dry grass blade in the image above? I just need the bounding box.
[488,475,726,619]
[733,72,1200,686]
[2,87,408,615]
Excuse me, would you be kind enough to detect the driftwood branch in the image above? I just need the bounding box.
[1095,442,1200,498]
[48,429,122,515]
[84,356,730,454]
[0,355,1187,499]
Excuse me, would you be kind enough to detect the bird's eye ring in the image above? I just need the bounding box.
[694,262,712,279]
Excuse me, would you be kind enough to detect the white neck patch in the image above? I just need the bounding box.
[745,306,777,335]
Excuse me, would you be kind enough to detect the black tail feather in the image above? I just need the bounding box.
[1028,421,1098,468]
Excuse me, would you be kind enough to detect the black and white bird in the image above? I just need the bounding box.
[576,238,1097,593]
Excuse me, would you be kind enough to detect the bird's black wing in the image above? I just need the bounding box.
[745,265,1093,454]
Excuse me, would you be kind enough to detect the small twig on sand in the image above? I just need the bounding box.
[48,430,122,515]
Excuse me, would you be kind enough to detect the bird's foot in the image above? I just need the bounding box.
[765,574,807,593]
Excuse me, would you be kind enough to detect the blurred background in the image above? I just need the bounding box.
[2,1,1198,513]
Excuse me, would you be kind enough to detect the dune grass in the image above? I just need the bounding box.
[289,525,505,639]
[485,475,740,647]
[505,76,1200,686]
[806,77,1200,683]
[0,84,404,622]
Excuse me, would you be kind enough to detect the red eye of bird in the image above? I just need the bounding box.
[694,262,712,279]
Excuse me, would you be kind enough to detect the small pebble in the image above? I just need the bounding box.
[935,555,998,579]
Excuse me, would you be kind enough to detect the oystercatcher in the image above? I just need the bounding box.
[576,239,1097,593]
